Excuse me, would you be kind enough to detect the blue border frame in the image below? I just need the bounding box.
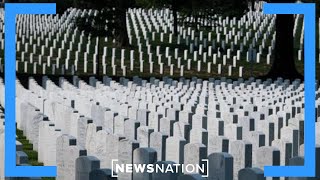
[263,3,316,177]
[4,3,57,177]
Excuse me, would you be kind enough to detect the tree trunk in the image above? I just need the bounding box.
[251,0,255,11]
[116,9,130,47]
[266,14,302,79]
[173,8,178,36]
[172,0,178,36]
[265,0,303,80]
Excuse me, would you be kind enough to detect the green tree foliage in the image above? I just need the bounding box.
[56,0,74,14]
[211,0,249,18]
[178,0,248,31]
[136,0,184,35]
[137,0,248,34]
[75,0,135,47]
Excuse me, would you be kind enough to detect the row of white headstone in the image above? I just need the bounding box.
[0,78,42,180]
[0,75,319,180]
[0,2,312,77]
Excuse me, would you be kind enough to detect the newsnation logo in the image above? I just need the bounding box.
[111,159,209,177]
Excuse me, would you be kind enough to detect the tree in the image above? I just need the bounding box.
[75,0,135,47]
[56,0,74,14]
[251,0,256,11]
[75,0,136,75]
[210,0,249,18]
[137,0,248,35]
[136,0,184,35]
[265,0,304,79]
[115,0,134,47]
[179,0,248,31]
[172,0,179,35]
[75,10,111,76]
